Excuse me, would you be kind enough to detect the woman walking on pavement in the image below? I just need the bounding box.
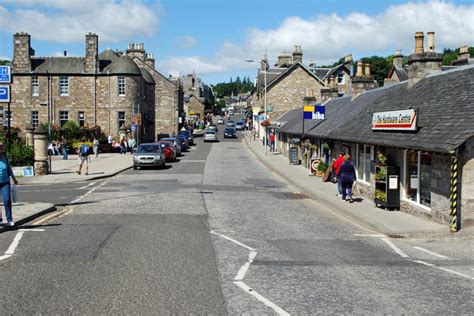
[338,154,357,203]
[92,137,100,158]
[0,142,19,227]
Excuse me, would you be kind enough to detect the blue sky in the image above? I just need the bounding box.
[1,0,473,85]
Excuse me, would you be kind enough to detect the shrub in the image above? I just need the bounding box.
[9,142,34,166]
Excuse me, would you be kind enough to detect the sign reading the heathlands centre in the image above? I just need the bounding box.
[372,109,417,131]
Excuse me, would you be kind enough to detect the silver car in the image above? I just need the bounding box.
[204,130,218,142]
[133,143,166,170]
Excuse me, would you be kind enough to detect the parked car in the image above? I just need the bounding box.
[208,124,218,132]
[133,143,166,170]
[176,135,189,151]
[217,117,225,124]
[178,129,194,145]
[235,121,245,130]
[157,141,177,162]
[204,130,218,142]
[160,137,182,156]
[224,127,237,138]
[227,120,235,128]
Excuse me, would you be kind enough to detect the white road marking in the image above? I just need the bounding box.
[210,231,255,251]
[412,260,474,280]
[413,246,449,259]
[234,281,290,316]
[179,160,206,162]
[381,237,409,258]
[78,182,96,190]
[71,180,107,204]
[5,231,24,255]
[19,228,45,232]
[234,251,258,281]
[354,234,387,237]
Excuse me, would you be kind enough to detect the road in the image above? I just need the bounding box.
[1,119,473,314]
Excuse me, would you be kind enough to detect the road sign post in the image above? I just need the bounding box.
[0,66,12,152]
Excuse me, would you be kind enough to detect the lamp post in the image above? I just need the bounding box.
[246,59,267,155]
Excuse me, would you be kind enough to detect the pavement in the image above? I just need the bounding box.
[242,132,474,239]
[1,152,132,230]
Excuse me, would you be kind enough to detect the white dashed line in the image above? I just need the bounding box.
[234,281,290,316]
[412,260,474,280]
[234,251,258,281]
[210,231,255,251]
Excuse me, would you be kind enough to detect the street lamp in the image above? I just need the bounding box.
[246,58,267,155]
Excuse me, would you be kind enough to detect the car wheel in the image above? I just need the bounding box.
[133,165,137,170]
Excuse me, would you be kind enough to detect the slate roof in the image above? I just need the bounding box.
[312,68,331,79]
[29,49,141,75]
[326,65,474,154]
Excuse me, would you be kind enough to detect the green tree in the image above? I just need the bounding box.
[360,56,392,86]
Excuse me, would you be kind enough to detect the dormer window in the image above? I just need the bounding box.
[337,73,345,84]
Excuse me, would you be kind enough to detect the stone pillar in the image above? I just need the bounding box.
[33,124,49,175]
[25,125,35,147]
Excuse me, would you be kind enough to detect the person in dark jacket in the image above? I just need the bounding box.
[338,154,357,202]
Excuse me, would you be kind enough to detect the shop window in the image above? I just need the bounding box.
[31,111,39,128]
[404,150,432,208]
[118,76,126,96]
[78,111,85,127]
[59,76,69,96]
[357,144,371,183]
[32,76,39,96]
[59,111,68,127]
[117,111,125,133]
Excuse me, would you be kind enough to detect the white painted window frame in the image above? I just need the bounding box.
[32,76,39,96]
[118,76,126,96]
[59,76,69,96]
[31,110,39,128]
[402,149,431,212]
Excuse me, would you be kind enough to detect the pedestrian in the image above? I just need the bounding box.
[92,137,100,158]
[333,152,345,196]
[269,131,276,152]
[128,137,136,153]
[338,154,357,202]
[60,135,68,160]
[76,139,90,175]
[108,134,113,144]
[0,142,19,227]
[120,137,127,155]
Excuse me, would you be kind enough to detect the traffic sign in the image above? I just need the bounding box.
[0,66,11,83]
[0,85,10,102]
[131,124,136,132]
[132,113,142,125]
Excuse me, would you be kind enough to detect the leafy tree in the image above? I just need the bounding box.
[0,60,10,66]
[360,56,392,86]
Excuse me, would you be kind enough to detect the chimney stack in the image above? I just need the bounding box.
[85,32,99,73]
[292,45,303,63]
[329,76,336,89]
[393,49,403,69]
[356,62,364,77]
[277,52,292,67]
[126,42,146,60]
[13,32,33,73]
[414,31,424,55]
[145,52,155,69]
[408,31,442,83]
[459,45,470,60]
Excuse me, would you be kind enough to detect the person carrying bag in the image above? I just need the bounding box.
[0,142,19,227]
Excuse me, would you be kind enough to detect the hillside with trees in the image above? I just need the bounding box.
[212,76,253,99]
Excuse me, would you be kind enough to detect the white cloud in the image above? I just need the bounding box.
[160,56,226,76]
[176,0,474,77]
[0,0,160,42]
[175,35,198,49]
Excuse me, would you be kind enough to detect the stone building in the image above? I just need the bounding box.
[9,32,181,142]
[276,32,474,230]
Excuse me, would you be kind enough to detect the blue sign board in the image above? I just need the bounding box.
[303,103,325,120]
[0,86,10,103]
[23,167,34,177]
[0,66,11,83]
[131,123,136,132]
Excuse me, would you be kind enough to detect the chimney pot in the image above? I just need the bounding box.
[356,62,364,77]
[427,32,435,52]
[64,50,67,56]
[364,63,371,78]
[415,31,424,55]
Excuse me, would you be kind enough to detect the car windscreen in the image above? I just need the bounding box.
[225,128,235,132]
[136,145,161,153]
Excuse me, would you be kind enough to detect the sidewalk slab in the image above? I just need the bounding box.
[0,202,55,232]
[242,132,452,236]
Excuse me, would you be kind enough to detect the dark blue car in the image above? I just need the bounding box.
[178,129,194,145]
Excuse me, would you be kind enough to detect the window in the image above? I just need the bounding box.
[118,76,125,96]
[78,111,85,127]
[404,150,432,208]
[337,73,345,84]
[31,111,39,128]
[357,144,372,183]
[59,76,69,96]
[32,76,39,96]
[117,111,125,132]
[59,111,68,127]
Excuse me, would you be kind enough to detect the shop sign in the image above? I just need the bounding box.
[372,109,417,131]
[303,104,325,120]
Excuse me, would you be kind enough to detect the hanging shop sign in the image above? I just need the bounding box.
[303,103,325,120]
[372,109,417,131]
